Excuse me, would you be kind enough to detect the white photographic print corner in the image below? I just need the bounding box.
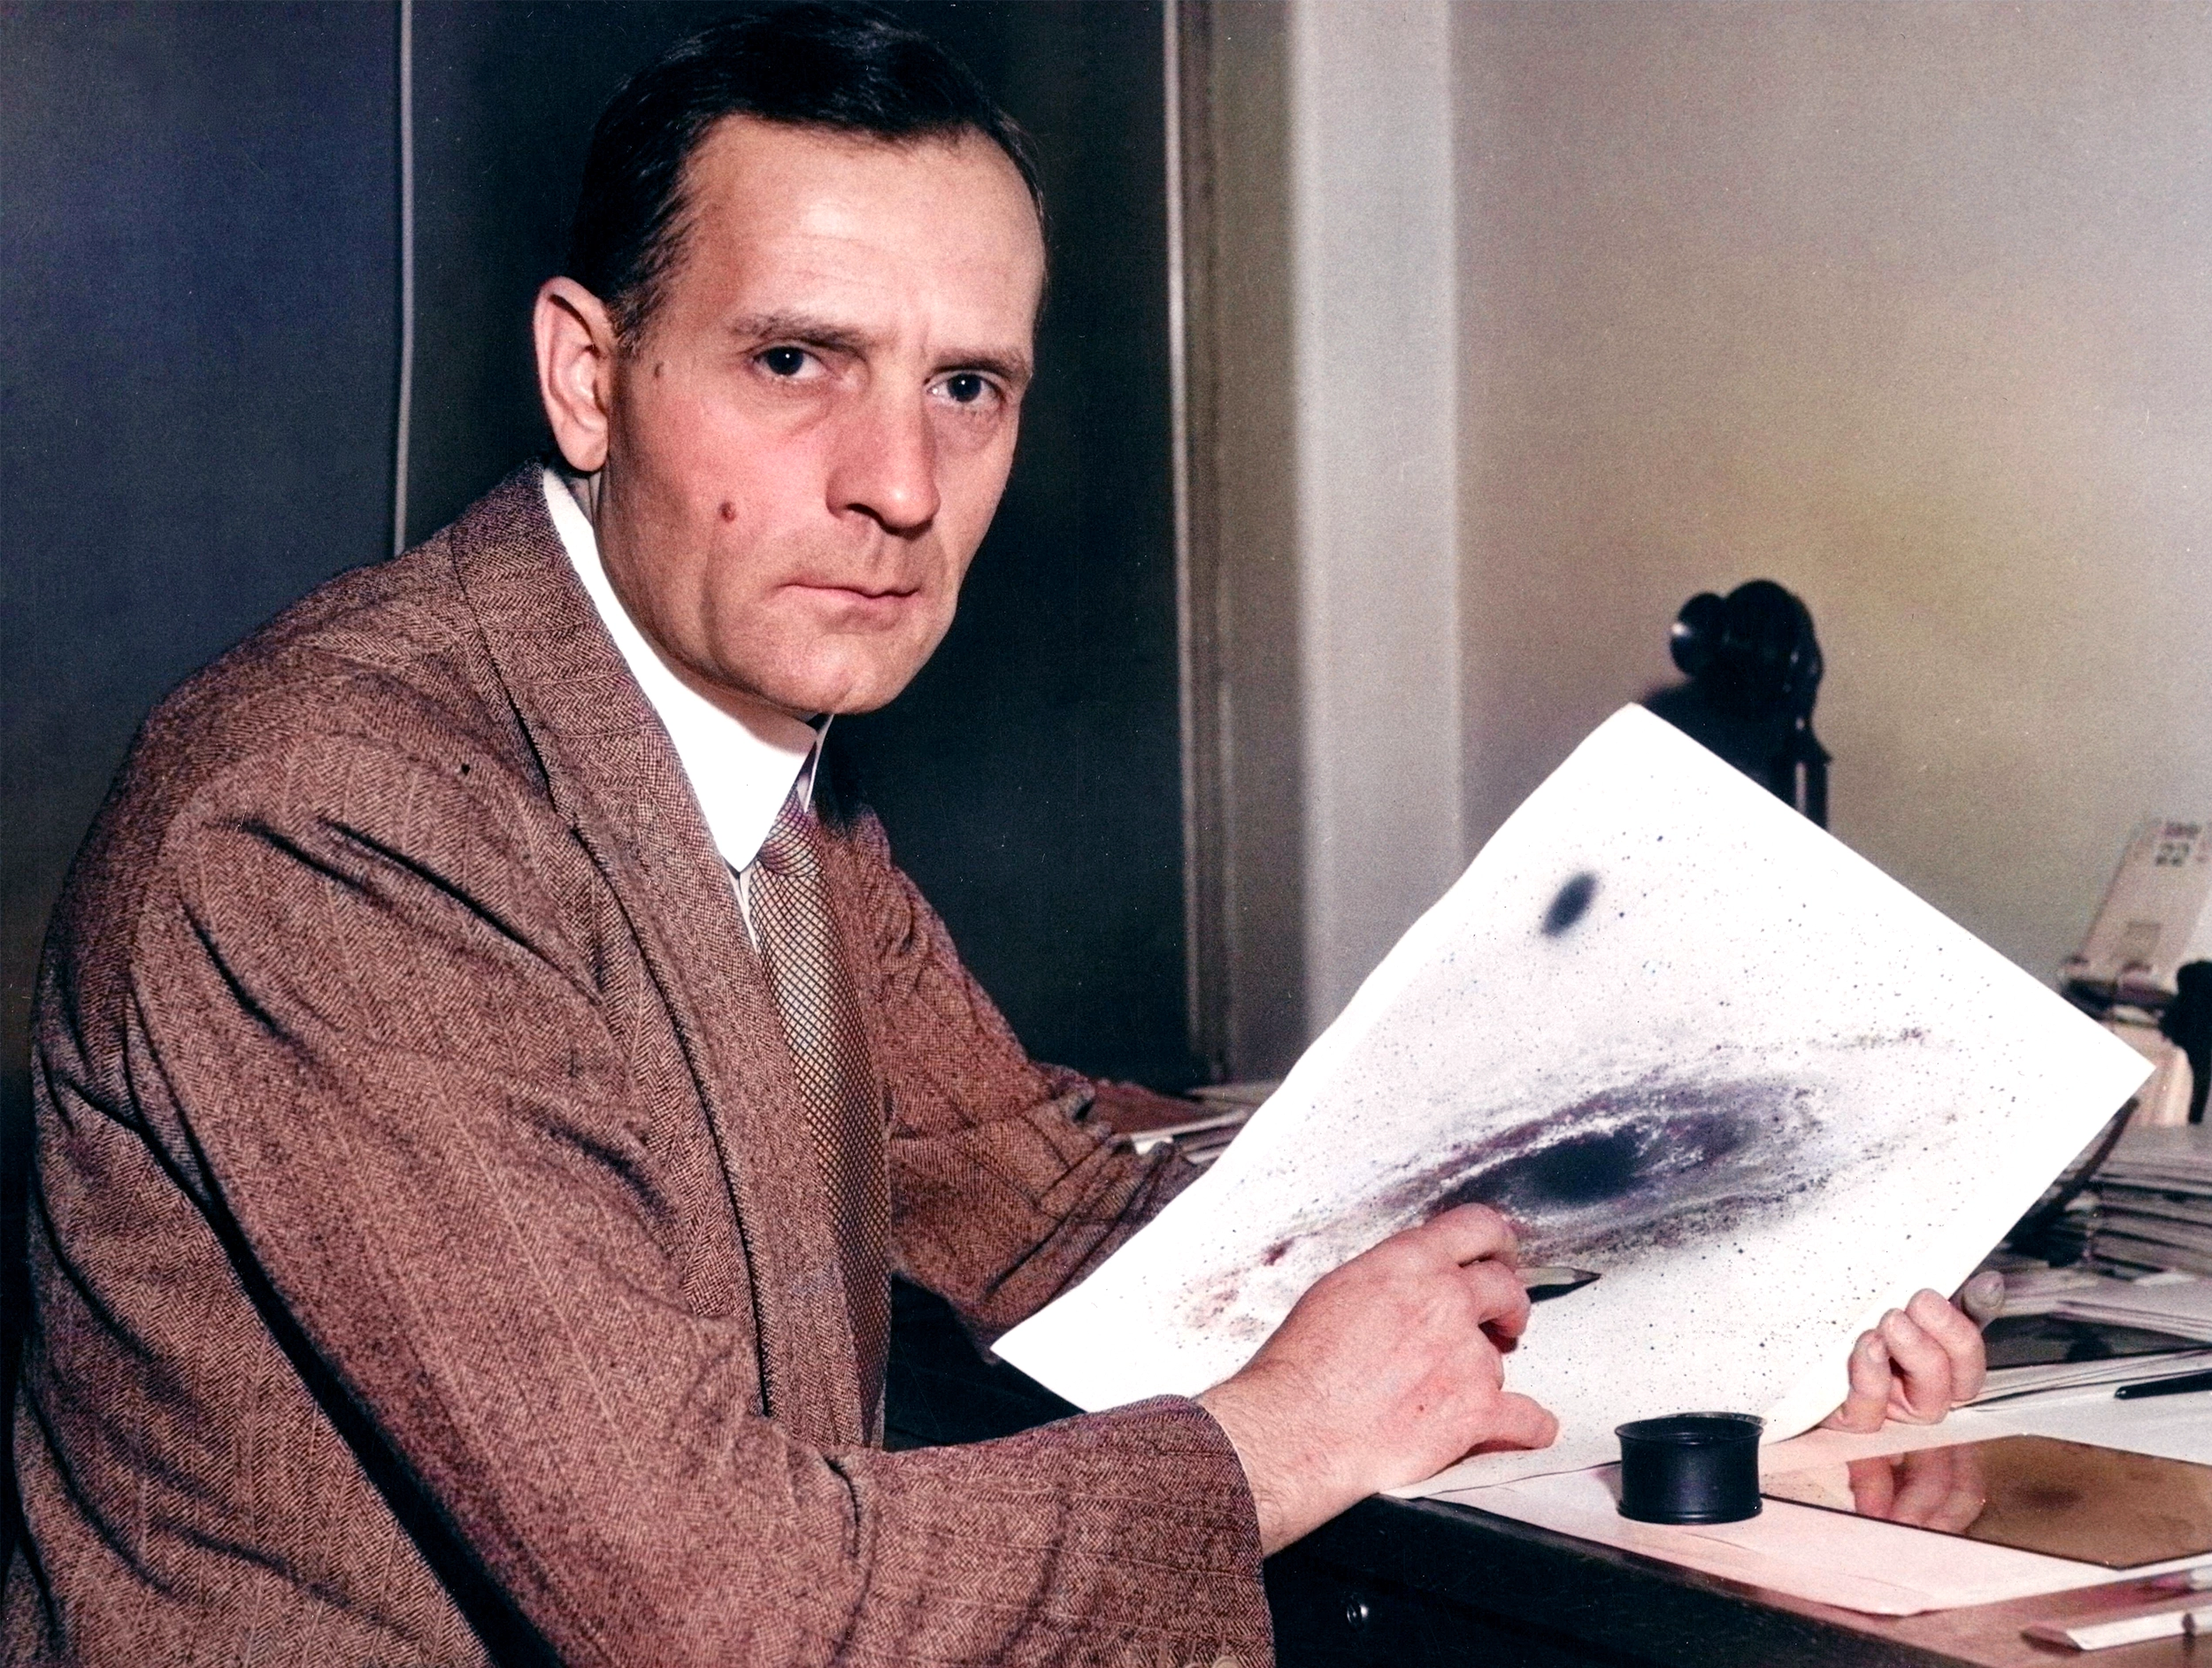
[995,706,2150,1493]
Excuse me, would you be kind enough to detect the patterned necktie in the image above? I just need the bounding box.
[748,787,892,1427]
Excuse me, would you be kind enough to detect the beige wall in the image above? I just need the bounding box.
[1187,0,1466,1072]
[1291,0,1463,1034]
[1455,0,2212,985]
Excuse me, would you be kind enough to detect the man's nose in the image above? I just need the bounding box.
[827,385,940,535]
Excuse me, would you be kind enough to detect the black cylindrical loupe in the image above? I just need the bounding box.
[1616,1412,1765,1525]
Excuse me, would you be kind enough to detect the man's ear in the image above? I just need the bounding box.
[534,277,618,473]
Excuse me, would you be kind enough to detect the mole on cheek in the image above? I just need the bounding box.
[718,502,738,522]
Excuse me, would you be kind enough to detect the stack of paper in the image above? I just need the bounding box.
[1972,1347,2212,1405]
[1986,1263,2134,1317]
[2055,1272,2212,1344]
[2090,1126,2212,1276]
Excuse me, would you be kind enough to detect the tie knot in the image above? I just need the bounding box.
[754,792,815,878]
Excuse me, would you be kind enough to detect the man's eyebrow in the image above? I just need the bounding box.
[941,347,1034,388]
[729,311,1032,387]
[728,310,876,356]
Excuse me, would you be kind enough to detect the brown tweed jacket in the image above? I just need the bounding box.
[7,469,1271,1667]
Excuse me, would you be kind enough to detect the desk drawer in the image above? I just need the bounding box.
[1266,1548,1660,1668]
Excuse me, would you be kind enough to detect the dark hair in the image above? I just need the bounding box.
[568,3,1042,342]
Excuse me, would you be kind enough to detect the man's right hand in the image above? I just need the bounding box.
[1194,1203,1558,1554]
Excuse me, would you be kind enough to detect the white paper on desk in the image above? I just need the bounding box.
[1440,1398,2212,1617]
[995,706,2150,1491]
[1447,1453,2212,1617]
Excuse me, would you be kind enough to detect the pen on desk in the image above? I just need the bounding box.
[2113,1366,2212,1401]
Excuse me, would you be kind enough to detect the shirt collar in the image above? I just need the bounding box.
[542,466,824,872]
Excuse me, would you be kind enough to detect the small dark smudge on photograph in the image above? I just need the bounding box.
[1542,871,1600,936]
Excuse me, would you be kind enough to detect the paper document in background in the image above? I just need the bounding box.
[995,707,2149,1490]
[2087,1126,2212,1276]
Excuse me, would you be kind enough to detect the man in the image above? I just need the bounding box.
[8,8,1985,1664]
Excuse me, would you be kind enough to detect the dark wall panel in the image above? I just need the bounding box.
[2,0,401,1115]
[2,0,401,1046]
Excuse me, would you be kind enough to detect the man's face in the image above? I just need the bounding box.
[587,118,1044,719]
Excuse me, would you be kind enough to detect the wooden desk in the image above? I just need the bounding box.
[887,1282,2200,1667]
[1269,1495,2199,1667]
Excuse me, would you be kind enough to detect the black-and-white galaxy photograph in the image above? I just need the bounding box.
[999,707,2148,1490]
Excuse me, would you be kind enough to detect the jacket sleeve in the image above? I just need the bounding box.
[831,812,1210,1341]
[126,734,1269,1668]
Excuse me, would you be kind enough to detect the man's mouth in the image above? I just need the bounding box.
[787,579,920,600]
[780,580,926,626]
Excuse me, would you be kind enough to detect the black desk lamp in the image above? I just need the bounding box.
[1644,580,1831,827]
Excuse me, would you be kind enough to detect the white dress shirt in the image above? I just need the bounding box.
[543,468,824,934]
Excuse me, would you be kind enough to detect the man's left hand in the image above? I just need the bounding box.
[1821,1287,1989,1432]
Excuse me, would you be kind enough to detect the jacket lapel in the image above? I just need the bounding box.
[440,467,867,1449]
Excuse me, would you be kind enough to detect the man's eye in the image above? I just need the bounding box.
[941,373,991,405]
[759,346,810,377]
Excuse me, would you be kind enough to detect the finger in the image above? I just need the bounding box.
[1955,1270,2006,1328]
[1878,1308,1954,1423]
[1887,1453,1957,1526]
[1926,1480,1988,1533]
[1846,1456,1897,1515]
[1908,1288,1987,1404]
[1824,1331,1892,1432]
[1414,1203,1520,1270]
[1462,1258,1533,1340]
[1466,1391,1557,1457]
